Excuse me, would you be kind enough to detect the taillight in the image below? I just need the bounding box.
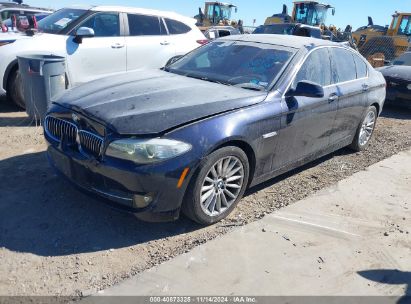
[196,39,209,45]
[29,15,38,29]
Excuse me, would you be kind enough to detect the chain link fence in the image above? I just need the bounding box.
[356,35,410,67]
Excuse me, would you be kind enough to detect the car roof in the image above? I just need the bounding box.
[0,2,51,11]
[90,6,197,25]
[222,34,343,49]
[208,26,238,30]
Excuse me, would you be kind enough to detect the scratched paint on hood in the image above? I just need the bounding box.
[55,69,267,135]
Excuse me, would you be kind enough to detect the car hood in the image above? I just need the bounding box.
[55,70,268,135]
[377,65,411,82]
[0,31,28,41]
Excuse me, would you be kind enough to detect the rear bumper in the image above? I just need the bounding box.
[386,88,411,109]
[46,144,195,222]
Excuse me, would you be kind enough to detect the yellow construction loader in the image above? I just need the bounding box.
[264,1,335,27]
[195,2,243,32]
[353,12,411,66]
[263,1,354,47]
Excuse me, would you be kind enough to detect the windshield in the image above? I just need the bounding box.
[397,16,410,36]
[207,4,232,24]
[294,3,328,26]
[253,24,295,35]
[167,40,295,90]
[37,8,87,34]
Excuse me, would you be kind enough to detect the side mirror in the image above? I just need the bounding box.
[286,80,324,98]
[74,27,95,44]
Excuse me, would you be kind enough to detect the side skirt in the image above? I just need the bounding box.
[250,137,353,188]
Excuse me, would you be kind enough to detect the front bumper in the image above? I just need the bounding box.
[46,144,196,222]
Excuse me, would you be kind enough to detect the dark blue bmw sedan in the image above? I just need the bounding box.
[44,35,386,224]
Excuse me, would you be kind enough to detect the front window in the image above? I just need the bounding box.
[79,13,120,37]
[294,3,328,26]
[166,40,295,90]
[37,8,87,34]
[207,5,232,24]
[294,48,331,87]
[398,16,410,36]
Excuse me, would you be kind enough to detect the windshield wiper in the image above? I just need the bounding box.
[233,82,266,91]
[185,73,228,85]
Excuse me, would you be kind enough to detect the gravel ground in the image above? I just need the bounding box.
[0,95,410,297]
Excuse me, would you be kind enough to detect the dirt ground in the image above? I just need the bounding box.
[0,95,410,297]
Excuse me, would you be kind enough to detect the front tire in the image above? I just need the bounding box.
[350,106,378,152]
[7,69,25,109]
[182,146,250,225]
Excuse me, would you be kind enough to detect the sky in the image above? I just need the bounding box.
[19,0,411,30]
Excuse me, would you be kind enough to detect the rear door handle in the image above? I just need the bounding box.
[362,84,369,92]
[328,94,339,103]
[160,41,170,46]
[111,43,125,49]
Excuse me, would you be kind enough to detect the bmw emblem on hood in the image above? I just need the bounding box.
[72,113,80,124]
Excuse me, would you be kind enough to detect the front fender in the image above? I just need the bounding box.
[165,99,283,182]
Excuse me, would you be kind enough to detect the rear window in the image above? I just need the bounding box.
[330,48,357,83]
[128,14,166,36]
[253,24,294,35]
[165,18,191,35]
[353,54,368,78]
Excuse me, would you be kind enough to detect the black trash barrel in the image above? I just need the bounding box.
[17,55,66,121]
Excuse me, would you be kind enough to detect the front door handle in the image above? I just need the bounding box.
[362,84,369,92]
[328,94,339,103]
[111,43,125,49]
[160,41,170,46]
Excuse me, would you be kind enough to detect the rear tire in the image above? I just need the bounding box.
[7,69,25,109]
[182,146,249,225]
[350,106,378,152]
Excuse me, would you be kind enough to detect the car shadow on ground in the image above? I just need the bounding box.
[0,94,23,113]
[245,146,354,196]
[0,146,354,257]
[358,269,411,303]
[0,116,39,127]
[0,151,202,257]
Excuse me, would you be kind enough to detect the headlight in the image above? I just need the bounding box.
[407,84,411,90]
[106,138,192,164]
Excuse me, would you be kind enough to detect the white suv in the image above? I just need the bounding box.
[0,6,207,108]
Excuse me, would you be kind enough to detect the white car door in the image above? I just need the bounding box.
[125,14,175,71]
[163,17,203,56]
[65,12,126,85]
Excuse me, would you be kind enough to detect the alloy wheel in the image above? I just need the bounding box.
[359,110,376,146]
[199,156,245,217]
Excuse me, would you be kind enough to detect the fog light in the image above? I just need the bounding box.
[133,193,154,208]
